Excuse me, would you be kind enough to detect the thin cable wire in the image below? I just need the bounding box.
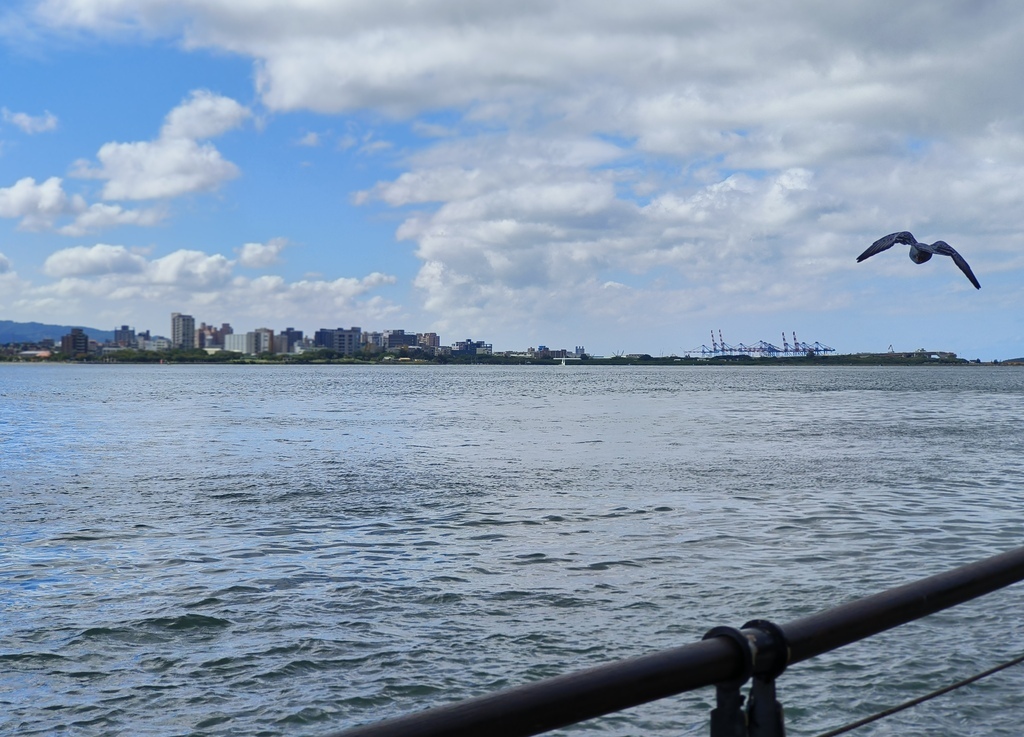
[812,652,1024,737]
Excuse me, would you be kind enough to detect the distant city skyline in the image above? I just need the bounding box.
[2,3,1021,359]
[5,313,856,357]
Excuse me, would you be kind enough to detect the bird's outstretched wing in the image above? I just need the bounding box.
[932,241,981,289]
[856,231,916,262]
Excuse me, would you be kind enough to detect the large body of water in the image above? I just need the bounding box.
[2,364,1023,736]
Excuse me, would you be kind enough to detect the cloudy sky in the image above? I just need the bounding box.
[1,1,1022,358]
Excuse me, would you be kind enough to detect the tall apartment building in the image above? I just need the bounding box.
[60,328,89,356]
[113,325,136,347]
[171,313,196,350]
[253,328,275,354]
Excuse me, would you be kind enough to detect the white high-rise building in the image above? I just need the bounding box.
[224,333,252,354]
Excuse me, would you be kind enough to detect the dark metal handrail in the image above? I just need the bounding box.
[329,544,1024,737]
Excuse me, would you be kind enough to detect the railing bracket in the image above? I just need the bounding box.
[703,626,754,737]
[743,619,789,737]
[703,620,789,737]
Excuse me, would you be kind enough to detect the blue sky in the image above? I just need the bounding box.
[2,1,1022,358]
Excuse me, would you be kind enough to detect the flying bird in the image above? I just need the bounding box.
[856,231,981,289]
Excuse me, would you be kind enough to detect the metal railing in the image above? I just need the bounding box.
[329,544,1024,737]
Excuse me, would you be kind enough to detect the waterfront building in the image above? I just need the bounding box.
[276,327,303,354]
[452,338,492,356]
[417,332,440,350]
[196,322,232,349]
[196,323,212,349]
[332,327,362,356]
[222,329,274,355]
[140,336,171,351]
[171,313,196,350]
[314,327,362,355]
[60,328,89,356]
[224,333,253,354]
[253,328,275,354]
[113,325,135,347]
[383,329,417,350]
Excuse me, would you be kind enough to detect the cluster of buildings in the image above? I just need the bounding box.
[160,313,481,357]
[44,312,586,361]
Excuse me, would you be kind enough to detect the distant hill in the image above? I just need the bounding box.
[0,320,115,344]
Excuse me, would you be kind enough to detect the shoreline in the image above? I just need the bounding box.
[2,354,1019,367]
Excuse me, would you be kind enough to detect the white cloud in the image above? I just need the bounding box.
[236,237,288,268]
[147,249,233,286]
[161,89,250,140]
[20,239,399,331]
[43,243,148,277]
[1,90,244,239]
[296,131,320,147]
[41,244,234,286]
[28,2,1024,137]
[2,107,58,134]
[74,137,240,200]
[0,252,11,273]
[372,143,878,331]
[58,202,167,236]
[0,176,73,230]
[37,243,394,311]
[0,175,166,233]
[72,89,248,200]
[227,271,397,317]
[353,129,845,328]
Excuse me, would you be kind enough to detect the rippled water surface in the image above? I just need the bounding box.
[2,364,1024,736]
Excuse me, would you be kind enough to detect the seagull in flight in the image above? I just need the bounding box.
[857,231,981,289]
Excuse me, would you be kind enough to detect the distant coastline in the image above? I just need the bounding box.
[2,319,1018,365]
[2,350,1018,366]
